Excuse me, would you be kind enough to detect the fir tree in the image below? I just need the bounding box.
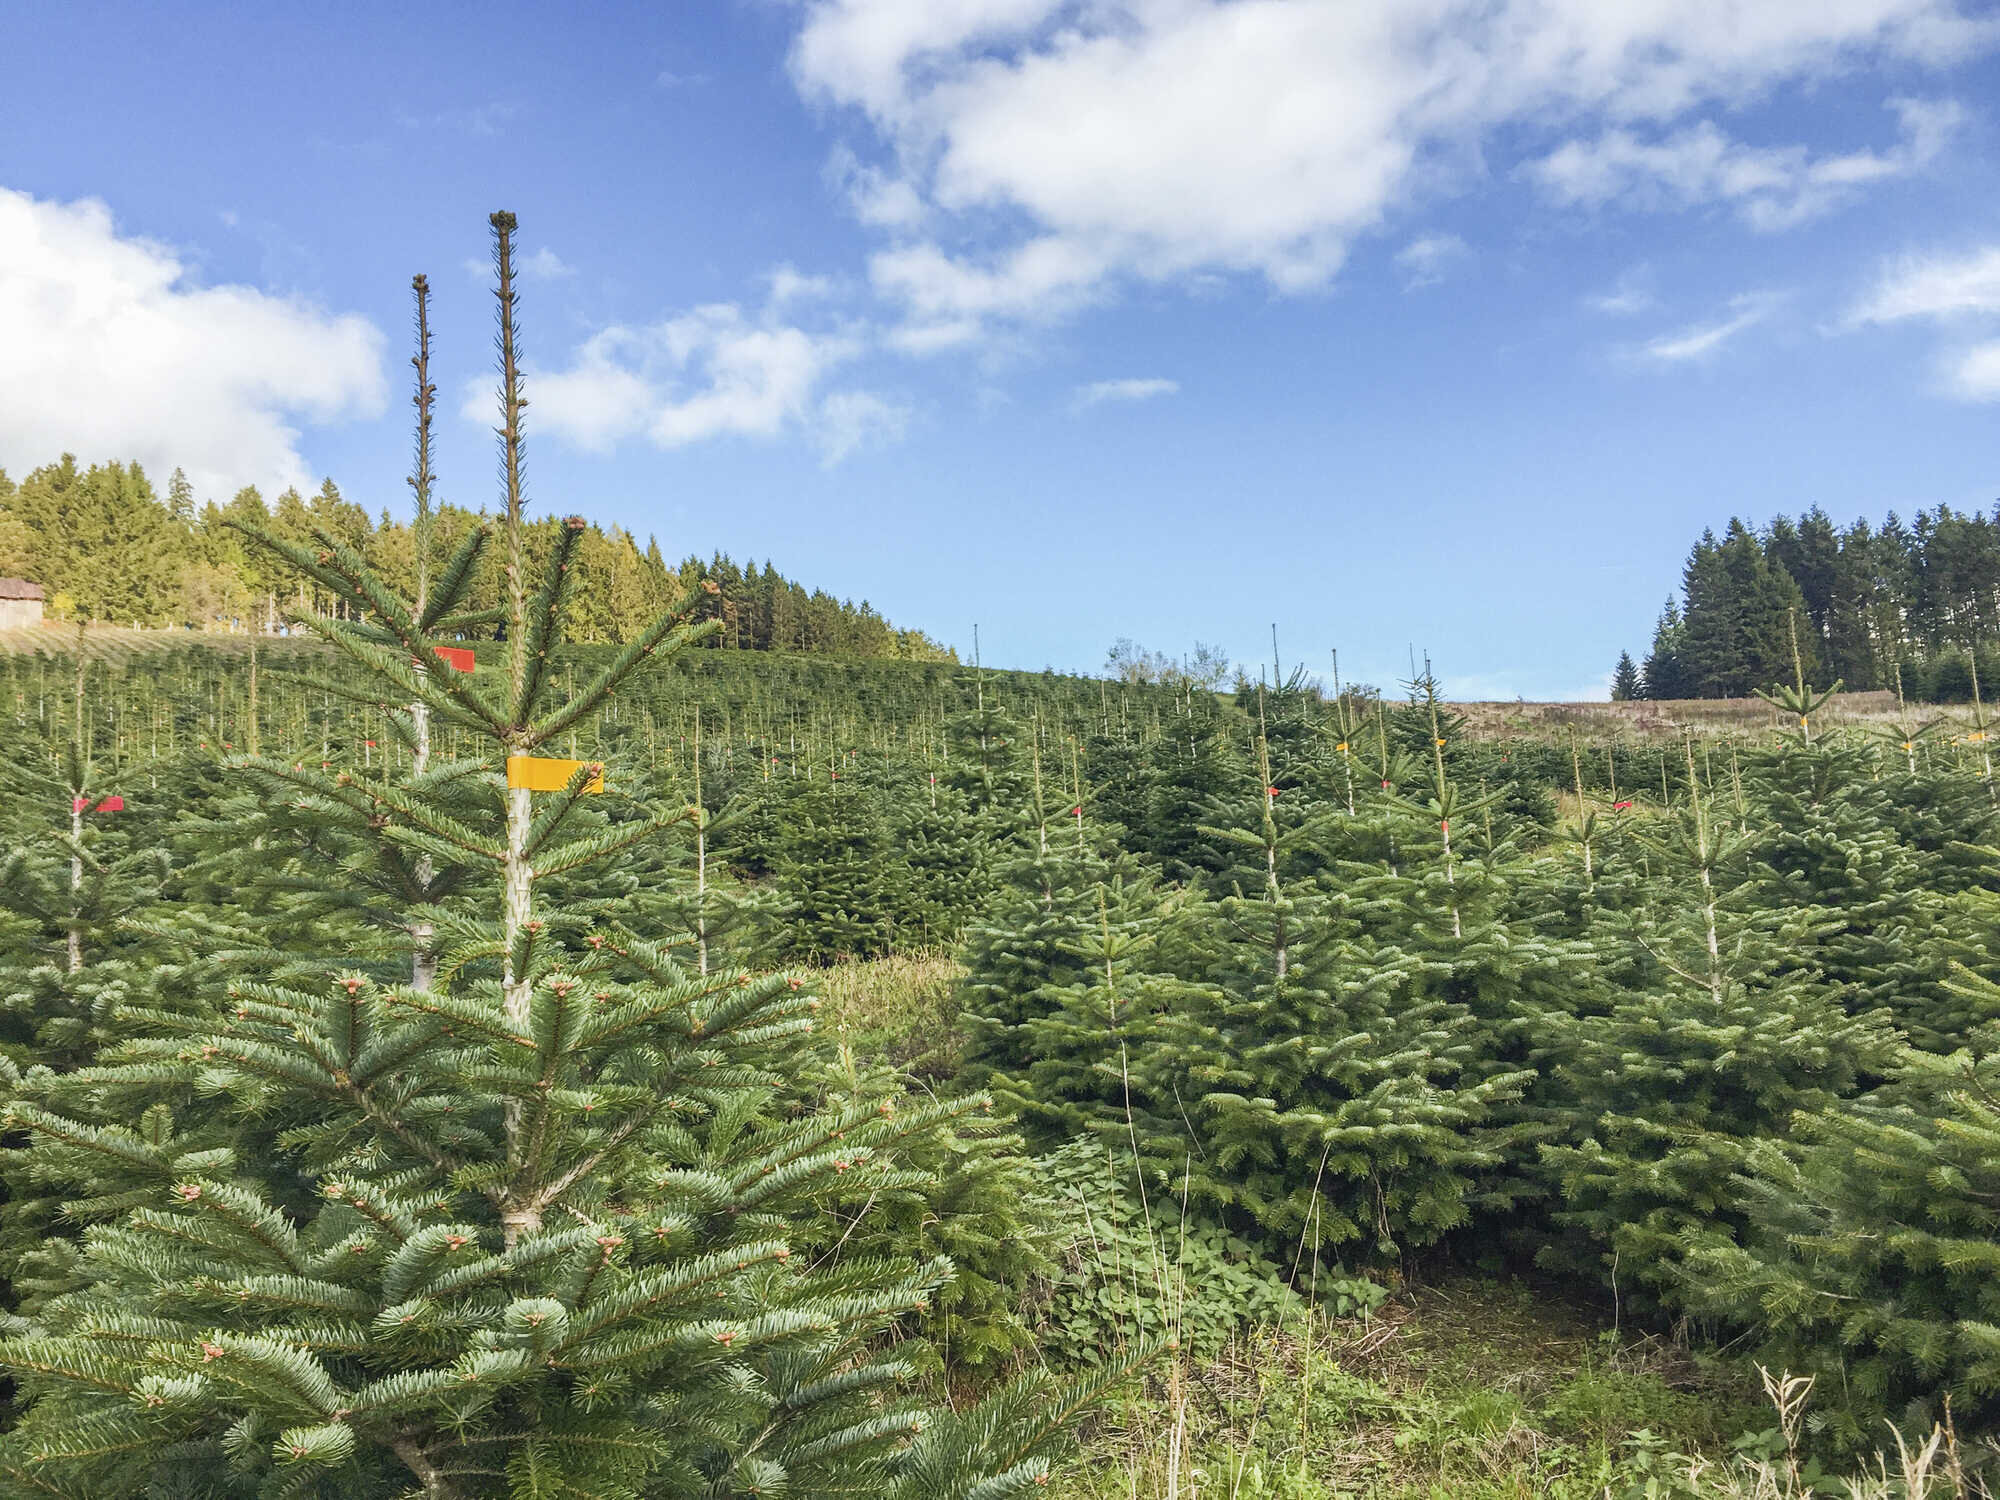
[776,768,909,961]
[1533,737,1896,1308]
[1687,1035,2000,1449]
[0,212,1096,1500]
[0,640,168,1068]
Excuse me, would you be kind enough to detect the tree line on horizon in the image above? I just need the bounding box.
[0,453,954,661]
[1612,500,2000,703]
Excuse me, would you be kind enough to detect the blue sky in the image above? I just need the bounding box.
[4,1,2000,697]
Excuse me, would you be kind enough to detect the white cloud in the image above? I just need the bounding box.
[1844,245,2000,401]
[826,144,929,230]
[817,389,911,463]
[1639,293,1779,363]
[1394,233,1470,289]
[886,316,985,355]
[0,187,385,497]
[521,247,573,280]
[1071,377,1179,411]
[791,0,1995,336]
[1587,268,1657,316]
[1848,244,2000,324]
[467,289,899,461]
[1528,97,1963,231]
[1950,341,2000,399]
[768,264,835,305]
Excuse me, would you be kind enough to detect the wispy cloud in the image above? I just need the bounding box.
[1071,377,1180,412]
[1844,245,2000,401]
[396,103,516,138]
[1529,98,1964,232]
[817,390,910,464]
[1587,267,1657,316]
[521,248,573,280]
[1848,245,2000,325]
[1639,294,1780,363]
[768,265,834,305]
[1394,233,1470,290]
[1952,342,2000,399]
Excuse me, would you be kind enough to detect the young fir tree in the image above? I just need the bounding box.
[893,765,1000,952]
[1685,1032,2000,1449]
[969,864,1188,1148]
[789,1053,1054,1376]
[158,276,500,989]
[956,733,1156,1116]
[619,717,780,978]
[1137,714,1248,882]
[1733,736,1963,1047]
[0,214,1106,1500]
[774,764,910,961]
[1533,733,1897,1309]
[1061,696,1538,1259]
[0,640,169,1073]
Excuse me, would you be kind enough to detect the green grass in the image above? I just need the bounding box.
[1058,1277,1763,1500]
[807,948,964,1075]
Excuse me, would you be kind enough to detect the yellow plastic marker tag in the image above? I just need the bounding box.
[506,756,605,793]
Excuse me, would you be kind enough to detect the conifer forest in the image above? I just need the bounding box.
[11,217,2000,1500]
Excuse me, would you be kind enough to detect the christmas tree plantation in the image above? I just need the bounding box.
[12,246,2000,1493]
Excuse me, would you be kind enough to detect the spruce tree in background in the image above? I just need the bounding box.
[1636,500,2000,699]
[1676,521,1818,698]
[0,213,1094,1500]
[1640,598,1687,700]
[1609,651,1640,701]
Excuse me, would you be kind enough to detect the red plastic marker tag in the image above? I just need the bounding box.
[436,646,475,672]
[95,795,124,812]
[72,797,87,813]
